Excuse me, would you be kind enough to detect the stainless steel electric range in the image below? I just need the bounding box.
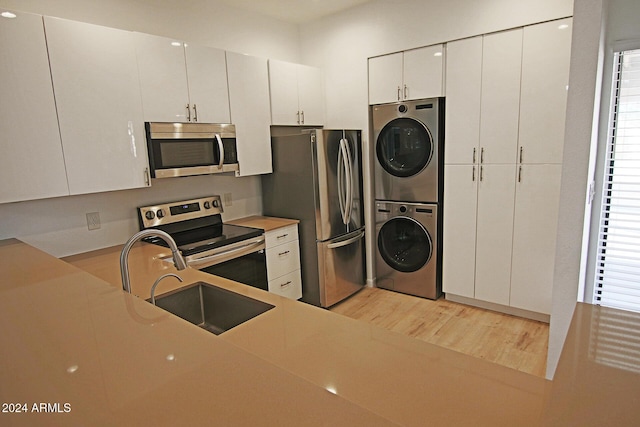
[138,195,267,290]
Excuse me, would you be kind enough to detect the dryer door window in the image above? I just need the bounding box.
[378,217,432,272]
[376,118,433,178]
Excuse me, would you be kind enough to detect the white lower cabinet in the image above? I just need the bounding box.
[265,225,302,300]
[443,164,560,315]
[510,164,562,314]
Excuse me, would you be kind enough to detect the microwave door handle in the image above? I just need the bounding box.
[215,133,224,169]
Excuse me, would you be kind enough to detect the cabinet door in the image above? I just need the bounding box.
[474,164,516,306]
[297,64,324,126]
[444,37,482,165]
[368,52,403,105]
[510,164,562,314]
[442,165,478,298]
[184,44,231,124]
[0,11,69,203]
[135,33,190,122]
[268,59,299,125]
[45,17,149,195]
[518,18,572,164]
[403,44,444,100]
[479,29,523,164]
[226,51,272,176]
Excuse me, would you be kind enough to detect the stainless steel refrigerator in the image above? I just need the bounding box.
[262,129,365,307]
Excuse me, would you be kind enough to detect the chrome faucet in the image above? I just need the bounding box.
[120,229,188,294]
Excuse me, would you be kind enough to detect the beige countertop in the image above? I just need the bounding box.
[2,235,640,425]
[226,215,299,231]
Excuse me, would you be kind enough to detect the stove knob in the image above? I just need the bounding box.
[145,211,155,220]
[156,209,165,218]
[212,199,220,208]
[204,201,211,209]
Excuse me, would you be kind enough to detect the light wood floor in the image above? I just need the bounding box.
[330,287,549,377]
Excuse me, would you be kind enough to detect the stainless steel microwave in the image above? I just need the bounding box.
[145,122,239,178]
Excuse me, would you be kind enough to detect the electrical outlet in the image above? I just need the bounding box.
[86,212,101,230]
[224,193,233,206]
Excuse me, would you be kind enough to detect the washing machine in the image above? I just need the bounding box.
[371,97,444,203]
[375,201,442,300]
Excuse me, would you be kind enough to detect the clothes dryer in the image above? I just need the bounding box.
[375,201,441,299]
[371,97,444,203]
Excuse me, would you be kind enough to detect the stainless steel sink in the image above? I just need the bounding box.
[149,281,274,335]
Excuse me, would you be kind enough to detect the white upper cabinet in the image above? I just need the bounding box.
[44,17,149,195]
[226,52,272,176]
[479,29,523,165]
[0,11,69,203]
[368,45,444,105]
[135,33,230,124]
[269,59,324,126]
[518,18,572,164]
[444,36,483,165]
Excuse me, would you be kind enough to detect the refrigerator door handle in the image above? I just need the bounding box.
[342,134,354,224]
[337,138,350,225]
[327,229,365,249]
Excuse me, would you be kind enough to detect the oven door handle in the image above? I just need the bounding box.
[186,237,265,268]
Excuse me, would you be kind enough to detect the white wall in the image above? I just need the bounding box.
[548,0,640,378]
[0,0,300,257]
[299,0,574,284]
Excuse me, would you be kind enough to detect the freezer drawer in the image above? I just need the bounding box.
[317,229,365,307]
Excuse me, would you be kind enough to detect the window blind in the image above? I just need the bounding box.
[594,49,640,313]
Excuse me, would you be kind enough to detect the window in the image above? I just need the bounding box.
[593,49,640,313]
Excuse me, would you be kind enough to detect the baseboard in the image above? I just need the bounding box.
[445,293,550,323]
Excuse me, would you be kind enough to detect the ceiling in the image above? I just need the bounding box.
[215,0,374,24]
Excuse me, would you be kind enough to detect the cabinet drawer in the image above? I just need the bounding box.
[265,224,298,249]
[268,270,302,300]
[266,240,300,281]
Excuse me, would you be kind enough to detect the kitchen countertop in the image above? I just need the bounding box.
[226,215,299,232]
[2,236,640,425]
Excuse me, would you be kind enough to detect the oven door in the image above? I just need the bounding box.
[186,236,268,291]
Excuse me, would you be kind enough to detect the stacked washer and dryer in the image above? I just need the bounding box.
[371,98,444,299]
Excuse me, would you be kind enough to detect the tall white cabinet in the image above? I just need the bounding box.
[135,33,230,124]
[0,11,69,203]
[443,18,572,316]
[368,44,444,105]
[44,17,150,195]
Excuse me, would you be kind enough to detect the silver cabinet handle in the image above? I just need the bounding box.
[277,233,289,239]
[278,250,290,256]
[403,84,408,99]
[480,165,484,182]
[397,86,401,101]
[472,165,476,182]
[192,104,198,122]
[186,103,191,122]
[300,110,305,124]
[480,147,485,164]
[144,167,151,186]
[215,133,224,169]
[518,165,522,182]
[519,147,523,163]
[280,281,292,288]
[296,111,300,124]
[473,147,477,164]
